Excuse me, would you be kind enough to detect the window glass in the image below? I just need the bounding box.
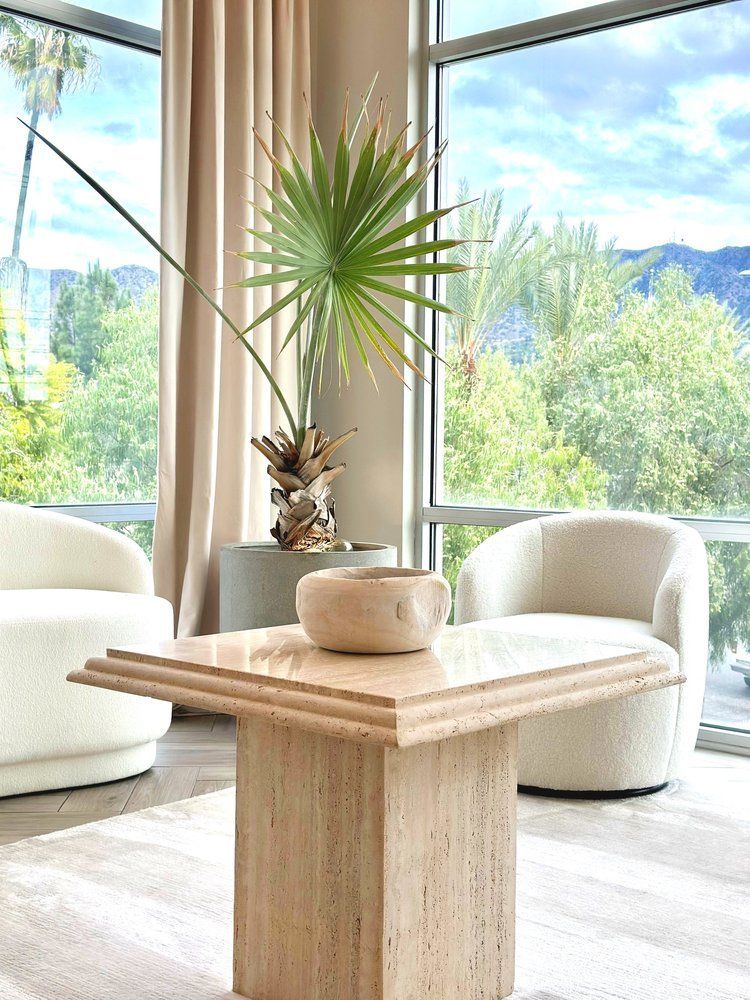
[438,1,750,519]
[105,519,154,559]
[433,0,750,734]
[0,13,159,506]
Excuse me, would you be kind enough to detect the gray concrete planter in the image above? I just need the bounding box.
[219,541,397,633]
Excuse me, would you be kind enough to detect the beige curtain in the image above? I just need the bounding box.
[154,0,311,637]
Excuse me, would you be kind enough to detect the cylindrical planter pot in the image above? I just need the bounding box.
[219,541,397,633]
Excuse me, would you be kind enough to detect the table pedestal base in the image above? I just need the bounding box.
[233,717,517,999]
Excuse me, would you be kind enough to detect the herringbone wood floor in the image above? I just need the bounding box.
[0,713,237,845]
[0,714,748,846]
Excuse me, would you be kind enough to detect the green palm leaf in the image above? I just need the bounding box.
[19,80,473,448]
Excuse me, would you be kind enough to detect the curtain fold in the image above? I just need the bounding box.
[154,0,310,636]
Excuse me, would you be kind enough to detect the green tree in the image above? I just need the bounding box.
[442,345,606,597]
[0,15,97,257]
[3,290,158,554]
[525,217,659,406]
[0,287,76,500]
[542,266,750,517]
[58,287,157,499]
[51,262,130,375]
[538,264,750,657]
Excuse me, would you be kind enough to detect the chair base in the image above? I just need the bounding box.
[518,781,669,800]
[0,741,157,798]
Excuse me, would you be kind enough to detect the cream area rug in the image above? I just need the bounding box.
[0,768,747,999]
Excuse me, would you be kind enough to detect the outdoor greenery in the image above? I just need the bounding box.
[442,194,750,660]
[52,262,130,376]
[0,274,157,551]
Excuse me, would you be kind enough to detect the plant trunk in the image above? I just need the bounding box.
[12,108,39,259]
[459,344,479,391]
[251,424,357,551]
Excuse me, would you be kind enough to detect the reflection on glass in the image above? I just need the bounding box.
[0,14,159,505]
[438,526,750,733]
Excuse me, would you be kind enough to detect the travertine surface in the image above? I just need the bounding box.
[234,717,517,999]
[67,622,685,1000]
[70,623,683,748]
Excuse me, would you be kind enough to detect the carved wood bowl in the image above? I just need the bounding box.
[296,566,452,654]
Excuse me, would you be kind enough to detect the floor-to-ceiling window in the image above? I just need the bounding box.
[422,0,750,749]
[0,1,160,552]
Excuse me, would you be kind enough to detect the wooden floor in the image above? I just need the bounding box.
[0,713,748,846]
[0,713,237,846]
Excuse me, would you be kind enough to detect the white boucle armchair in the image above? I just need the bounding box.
[0,503,174,797]
[455,510,709,795]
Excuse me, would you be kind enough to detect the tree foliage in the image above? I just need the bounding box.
[51,262,130,376]
[444,209,750,663]
[445,180,546,382]
[442,344,605,596]
[0,279,156,551]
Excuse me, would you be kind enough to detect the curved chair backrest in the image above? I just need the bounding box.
[535,510,693,621]
[460,510,703,625]
[0,502,152,594]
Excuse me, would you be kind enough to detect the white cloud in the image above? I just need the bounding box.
[485,146,584,207]
[666,74,750,159]
[612,7,750,58]
[579,189,750,251]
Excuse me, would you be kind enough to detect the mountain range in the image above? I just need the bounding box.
[29,244,750,347]
[622,243,750,325]
[29,264,159,308]
[489,242,750,360]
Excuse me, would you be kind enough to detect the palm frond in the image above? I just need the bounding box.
[19,83,469,449]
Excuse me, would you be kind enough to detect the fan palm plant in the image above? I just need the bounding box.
[445,180,547,384]
[0,15,97,258]
[20,83,470,550]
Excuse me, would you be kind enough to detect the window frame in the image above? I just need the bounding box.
[0,0,160,528]
[0,1,160,52]
[418,0,750,754]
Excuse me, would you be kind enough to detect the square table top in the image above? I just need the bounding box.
[69,622,683,748]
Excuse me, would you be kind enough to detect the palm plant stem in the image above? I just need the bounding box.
[18,116,299,442]
[297,303,321,444]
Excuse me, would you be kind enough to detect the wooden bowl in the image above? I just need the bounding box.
[296,566,452,654]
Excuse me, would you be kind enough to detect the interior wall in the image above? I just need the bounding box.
[310,0,424,564]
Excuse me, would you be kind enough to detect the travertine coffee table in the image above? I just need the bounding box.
[70,623,682,999]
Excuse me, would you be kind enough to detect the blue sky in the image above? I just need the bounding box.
[0,1,747,278]
[0,11,160,273]
[87,1,161,29]
[445,1,750,250]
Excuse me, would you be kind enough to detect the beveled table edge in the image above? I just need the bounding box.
[68,648,684,748]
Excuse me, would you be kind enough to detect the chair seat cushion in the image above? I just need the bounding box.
[0,588,172,629]
[0,589,173,770]
[466,613,681,791]
[465,612,678,668]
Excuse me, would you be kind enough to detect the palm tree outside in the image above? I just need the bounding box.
[0,14,98,259]
[445,179,548,385]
